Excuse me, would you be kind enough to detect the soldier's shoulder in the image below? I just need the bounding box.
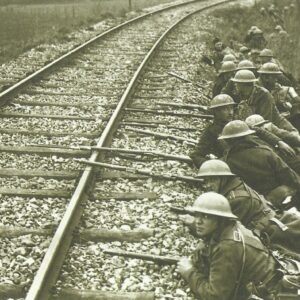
[255,85,270,95]
[203,121,220,134]
[254,144,274,153]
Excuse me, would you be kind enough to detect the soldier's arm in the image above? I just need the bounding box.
[255,127,280,147]
[270,99,297,133]
[187,241,241,300]
[189,127,220,168]
[288,87,300,105]
[268,150,300,191]
[256,90,296,132]
[270,123,300,147]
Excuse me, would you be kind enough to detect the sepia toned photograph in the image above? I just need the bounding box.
[0,0,299,299]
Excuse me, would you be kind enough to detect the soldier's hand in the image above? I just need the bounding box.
[177,257,193,280]
[277,141,296,158]
[178,215,195,226]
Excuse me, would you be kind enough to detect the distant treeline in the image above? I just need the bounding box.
[0,0,93,5]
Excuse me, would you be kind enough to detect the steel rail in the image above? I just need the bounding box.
[0,0,204,106]
[25,0,235,299]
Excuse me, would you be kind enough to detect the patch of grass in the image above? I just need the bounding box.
[210,0,300,80]
[0,0,177,63]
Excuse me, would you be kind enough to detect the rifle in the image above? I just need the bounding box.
[125,128,197,144]
[124,107,213,119]
[91,147,193,163]
[168,71,206,89]
[74,159,204,184]
[27,145,193,163]
[104,249,180,265]
[155,101,208,113]
[167,71,212,99]
[170,206,189,214]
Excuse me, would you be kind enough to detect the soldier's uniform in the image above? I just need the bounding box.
[189,119,294,169]
[220,176,300,255]
[187,221,279,300]
[221,79,242,103]
[189,120,227,168]
[270,82,300,114]
[234,85,297,132]
[212,74,230,97]
[258,121,300,148]
[254,126,300,175]
[224,135,300,197]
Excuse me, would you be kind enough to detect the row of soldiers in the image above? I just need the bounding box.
[175,23,300,299]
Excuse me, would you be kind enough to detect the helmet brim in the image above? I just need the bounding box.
[231,78,258,83]
[185,206,238,219]
[257,70,282,74]
[252,120,269,126]
[218,69,236,74]
[209,102,236,110]
[196,171,235,177]
[218,129,255,139]
[236,66,257,71]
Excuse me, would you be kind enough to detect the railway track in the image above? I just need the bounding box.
[0,0,236,299]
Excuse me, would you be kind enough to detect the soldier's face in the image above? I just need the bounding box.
[204,177,222,192]
[213,106,234,122]
[260,74,276,88]
[259,56,270,64]
[193,213,219,237]
[235,82,254,97]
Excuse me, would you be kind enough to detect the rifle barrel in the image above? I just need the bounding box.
[74,159,203,183]
[104,249,180,265]
[88,147,193,163]
[170,206,188,214]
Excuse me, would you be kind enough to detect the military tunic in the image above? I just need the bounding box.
[186,222,277,300]
[189,120,227,168]
[259,121,300,147]
[234,85,296,132]
[190,120,291,169]
[270,83,300,113]
[225,136,300,196]
[220,176,300,255]
[212,74,231,97]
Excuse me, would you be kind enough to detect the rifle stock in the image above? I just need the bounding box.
[74,159,204,184]
[104,249,180,265]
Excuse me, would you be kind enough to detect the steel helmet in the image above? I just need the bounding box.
[231,70,258,83]
[209,94,235,110]
[219,61,236,74]
[245,114,269,127]
[250,49,260,56]
[275,25,283,31]
[222,54,237,63]
[197,159,235,177]
[218,120,255,139]
[279,30,288,37]
[186,192,238,219]
[236,60,256,70]
[260,7,266,13]
[253,28,263,35]
[257,62,282,74]
[259,48,273,57]
[239,46,249,53]
[250,26,259,32]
